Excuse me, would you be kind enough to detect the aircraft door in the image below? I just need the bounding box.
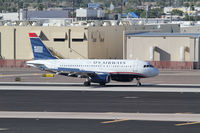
[133,62,138,73]
[49,61,58,70]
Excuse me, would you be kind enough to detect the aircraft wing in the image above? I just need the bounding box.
[27,61,108,77]
[56,67,108,77]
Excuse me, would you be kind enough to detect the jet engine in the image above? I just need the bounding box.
[90,73,110,83]
[111,75,133,82]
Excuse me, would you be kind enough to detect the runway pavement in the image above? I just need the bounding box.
[0,82,200,92]
[0,68,199,132]
[1,111,200,122]
[1,119,200,133]
[0,88,200,113]
[0,86,200,132]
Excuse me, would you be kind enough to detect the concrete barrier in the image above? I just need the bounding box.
[149,61,198,70]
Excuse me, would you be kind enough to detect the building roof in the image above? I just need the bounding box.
[22,10,69,20]
[126,32,200,37]
[122,12,139,18]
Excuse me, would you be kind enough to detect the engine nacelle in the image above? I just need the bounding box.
[90,74,110,83]
[111,75,133,82]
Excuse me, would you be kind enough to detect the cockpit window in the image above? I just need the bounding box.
[144,64,154,68]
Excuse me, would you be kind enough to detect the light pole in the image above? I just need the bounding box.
[18,0,20,20]
[146,5,148,24]
[121,0,123,17]
[72,0,75,19]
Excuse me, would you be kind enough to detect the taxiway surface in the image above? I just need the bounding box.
[1,119,200,133]
[0,68,200,132]
[0,88,199,113]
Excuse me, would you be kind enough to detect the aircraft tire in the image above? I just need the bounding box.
[84,81,91,86]
[99,83,106,86]
[137,82,141,87]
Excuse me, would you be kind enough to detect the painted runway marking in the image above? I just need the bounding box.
[0,128,9,131]
[175,112,193,114]
[101,119,129,124]
[0,83,200,92]
[0,111,200,122]
[124,96,139,99]
[0,73,41,77]
[175,121,200,126]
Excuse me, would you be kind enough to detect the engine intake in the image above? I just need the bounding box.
[111,75,133,82]
[90,74,110,83]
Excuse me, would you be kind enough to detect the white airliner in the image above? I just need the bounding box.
[26,33,159,86]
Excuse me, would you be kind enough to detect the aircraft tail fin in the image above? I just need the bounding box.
[29,33,57,60]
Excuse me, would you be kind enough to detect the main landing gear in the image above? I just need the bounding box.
[99,82,106,86]
[83,78,106,86]
[136,78,141,87]
[84,78,91,86]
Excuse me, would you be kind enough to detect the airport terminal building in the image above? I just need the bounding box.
[124,32,200,69]
[0,23,180,68]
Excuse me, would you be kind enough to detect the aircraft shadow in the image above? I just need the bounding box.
[91,84,200,89]
[0,83,199,89]
[0,83,83,87]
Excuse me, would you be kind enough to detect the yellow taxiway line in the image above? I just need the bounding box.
[101,119,129,124]
[175,121,200,126]
[0,73,42,77]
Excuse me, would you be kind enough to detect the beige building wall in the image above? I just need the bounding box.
[16,27,34,59]
[181,26,200,33]
[88,26,124,59]
[0,24,180,60]
[0,26,134,60]
[69,27,88,59]
[32,26,89,59]
[190,37,200,62]
[0,27,15,59]
[126,35,199,62]
[0,26,89,60]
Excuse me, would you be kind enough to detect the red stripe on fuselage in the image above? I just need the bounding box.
[109,72,143,75]
[29,33,38,38]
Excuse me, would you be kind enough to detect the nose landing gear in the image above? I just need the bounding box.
[136,78,141,86]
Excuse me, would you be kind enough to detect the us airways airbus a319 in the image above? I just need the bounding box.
[26,33,159,86]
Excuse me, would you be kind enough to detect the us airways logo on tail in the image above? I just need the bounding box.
[29,33,57,60]
[34,46,43,53]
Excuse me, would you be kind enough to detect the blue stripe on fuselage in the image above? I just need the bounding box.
[57,67,95,74]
